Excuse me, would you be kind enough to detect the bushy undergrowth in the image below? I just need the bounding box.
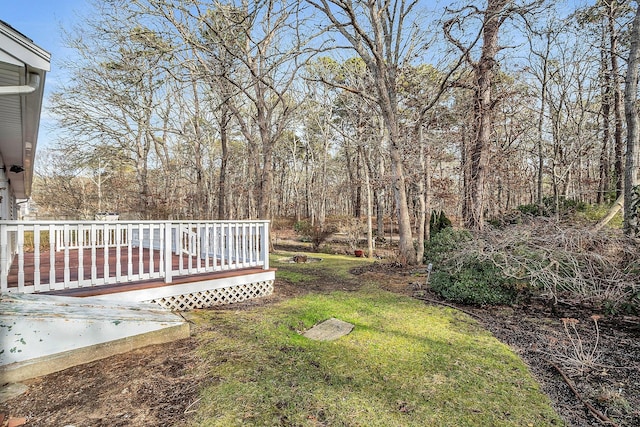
[425,219,640,313]
[429,210,452,235]
[424,228,521,306]
[491,197,625,228]
[424,227,472,264]
[516,196,588,218]
[293,219,337,251]
[429,263,520,306]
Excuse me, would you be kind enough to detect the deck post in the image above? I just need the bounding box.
[164,222,172,283]
[261,221,269,270]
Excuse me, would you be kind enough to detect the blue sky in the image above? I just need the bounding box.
[2,0,90,148]
[1,0,590,91]
[1,0,589,150]
[1,0,86,67]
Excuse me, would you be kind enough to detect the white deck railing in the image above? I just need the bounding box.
[0,220,270,294]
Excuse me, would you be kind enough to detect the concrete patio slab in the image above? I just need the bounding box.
[0,293,190,383]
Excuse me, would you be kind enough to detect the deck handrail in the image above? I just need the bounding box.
[0,220,270,293]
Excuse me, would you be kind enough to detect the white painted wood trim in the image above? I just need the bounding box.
[87,271,276,304]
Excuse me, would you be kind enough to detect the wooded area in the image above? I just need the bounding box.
[33,0,640,263]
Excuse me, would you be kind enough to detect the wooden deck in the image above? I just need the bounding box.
[6,248,268,297]
[0,221,274,382]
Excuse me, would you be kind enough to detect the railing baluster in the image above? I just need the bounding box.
[90,223,97,283]
[248,222,253,267]
[234,223,238,267]
[229,223,234,269]
[204,224,210,270]
[16,224,25,292]
[103,223,109,284]
[157,223,163,277]
[187,223,193,273]
[253,223,258,268]
[149,224,155,276]
[49,224,56,289]
[63,224,70,287]
[255,222,260,266]
[178,223,184,274]
[138,223,144,279]
[78,224,84,286]
[251,222,256,266]
[261,222,269,269]
[246,222,252,266]
[221,223,228,270]
[55,227,61,252]
[253,222,258,267]
[242,223,247,268]
[33,224,41,291]
[164,222,172,283]
[212,223,218,271]
[115,223,122,281]
[194,224,199,272]
[127,223,133,278]
[233,224,239,268]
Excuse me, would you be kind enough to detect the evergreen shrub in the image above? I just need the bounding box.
[424,228,520,306]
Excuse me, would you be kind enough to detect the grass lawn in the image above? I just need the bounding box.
[186,254,563,426]
[271,251,367,285]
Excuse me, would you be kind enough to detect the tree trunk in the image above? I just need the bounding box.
[599,40,611,204]
[536,31,551,206]
[595,194,623,231]
[623,4,640,234]
[307,0,417,263]
[355,148,362,217]
[464,0,508,230]
[416,124,428,265]
[608,1,625,199]
[218,112,230,220]
[361,146,374,258]
[345,141,359,217]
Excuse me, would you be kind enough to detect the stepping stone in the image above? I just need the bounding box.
[303,318,354,341]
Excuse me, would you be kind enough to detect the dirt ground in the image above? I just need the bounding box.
[1,255,639,427]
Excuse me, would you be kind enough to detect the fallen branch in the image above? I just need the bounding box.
[549,361,620,427]
[594,195,623,231]
[184,397,202,415]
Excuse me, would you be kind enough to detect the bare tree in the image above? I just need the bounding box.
[132,0,313,221]
[50,5,176,219]
[450,0,509,230]
[525,18,558,206]
[623,3,640,235]
[445,0,544,230]
[307,0,428,263]
[605,0,626,199]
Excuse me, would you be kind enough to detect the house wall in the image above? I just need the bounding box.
[0,161,17,221]
[1,161,10,220]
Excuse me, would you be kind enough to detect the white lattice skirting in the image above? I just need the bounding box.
[148,280,274,311]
